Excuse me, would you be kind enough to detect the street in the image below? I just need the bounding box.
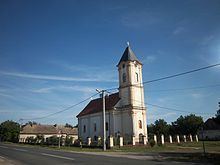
[0,143,204,165]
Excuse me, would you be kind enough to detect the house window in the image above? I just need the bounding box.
[136,72,138,82]
[106,122,109,131]
[138,120,142,129]
[123,73,126,82]
[83,125,86,133]
[94,123,96,132]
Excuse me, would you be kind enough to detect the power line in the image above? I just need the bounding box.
[143,63,220,84]
[146,103,214,115]
[106,63,220,91]
[147,83,220,93]
[19,63,220,121]
[20,93,99,121]
[110,93,214,115]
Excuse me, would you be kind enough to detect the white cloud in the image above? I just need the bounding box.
[31,85,96,94]
[147,112,176,120]
[0,93,15,99]
[173,26,185,35]
[0,71,117,83]
[191,93,204,99]
[142,55,157,64]
[199,35,215,46]
[120,11,160,28]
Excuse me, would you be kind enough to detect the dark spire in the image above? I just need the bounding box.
[118,45,141,66]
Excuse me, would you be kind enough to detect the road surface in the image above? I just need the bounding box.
[0,143,203,165]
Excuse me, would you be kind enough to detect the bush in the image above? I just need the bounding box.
[73,139,81,147]
[149,139,155,147]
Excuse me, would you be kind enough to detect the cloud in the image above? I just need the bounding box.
[0,93,15,99]
[142,55,157,64]
[0,71,117,83]
[173,27,185,35]
[31,85,96,94]
[199,35,215,46]
[190,93,204,99]
[120,11,160,28]
[147,112,176,120]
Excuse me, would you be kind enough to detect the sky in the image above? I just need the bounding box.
[0,0,220,126]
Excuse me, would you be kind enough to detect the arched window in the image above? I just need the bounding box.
[138,120,142,129]
[83,125,86,133]
[122,73,126,82]
[94,123,96,132]
[106,122,109,131]
[136,72,139,82]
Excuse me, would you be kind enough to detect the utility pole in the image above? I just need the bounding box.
[58,130,61,149]
[201,126,206,156]
[96,89,106,151]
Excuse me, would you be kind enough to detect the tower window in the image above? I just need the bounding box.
[83,125,86,133]
[136,72,139,82]
[138,120,142,129]
[122,64,125,68]
[122,73,126,82]
[106,122,109,131]
[94,123,96,132]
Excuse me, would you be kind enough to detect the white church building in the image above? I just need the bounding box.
[77,45,147,144]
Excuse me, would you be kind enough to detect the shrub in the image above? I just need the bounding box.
[149,139,155,147]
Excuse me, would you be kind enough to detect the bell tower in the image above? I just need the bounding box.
[117,43,147,142]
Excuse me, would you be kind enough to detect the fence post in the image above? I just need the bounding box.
[177,135,180,143]
[169,135,173,143]
[161,134,164,145]
[154,134,157,144]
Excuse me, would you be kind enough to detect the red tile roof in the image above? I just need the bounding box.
[77,92,120,117]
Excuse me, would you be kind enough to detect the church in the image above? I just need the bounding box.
[77,45,147,144]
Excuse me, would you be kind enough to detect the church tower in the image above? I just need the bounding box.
[117,44,147,142]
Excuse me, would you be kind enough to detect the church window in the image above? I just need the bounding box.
[136,72,139,82]
[94,123,97,132]
[123,73,126,82]
[106,122,109,131]
[122,64,125,68]
[138,120,142,129]
[83,125,86,133]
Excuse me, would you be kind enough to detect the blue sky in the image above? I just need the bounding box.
[0,0,220,125]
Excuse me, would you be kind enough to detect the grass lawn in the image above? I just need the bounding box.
[13,141,220,153]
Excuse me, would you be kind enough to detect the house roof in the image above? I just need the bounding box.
[77,92,120,118]
[20,124,78,135]
[118,46,141,66]
[203,118,220,130]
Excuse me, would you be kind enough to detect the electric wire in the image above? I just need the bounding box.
[106,63,220,91]
[19,93,99,121]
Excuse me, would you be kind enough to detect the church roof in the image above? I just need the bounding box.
[118,46,141,65]
[77,92,120,118]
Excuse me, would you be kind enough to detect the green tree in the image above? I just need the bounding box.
[65,136,73,146]
[172,114,203,135]
[0,120,20,142]
[153,119,169,136]
[65,123,73,128]
[46,136,59,146]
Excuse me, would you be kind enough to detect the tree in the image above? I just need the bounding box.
[0,120,20,142]
[172,114,203,135]
[215,102,220,122]
[65,123,73,128]
[65,136,73,146]
[45,136,59,146]
[152,119,169,136]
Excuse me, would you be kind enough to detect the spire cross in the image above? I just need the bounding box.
[127,41,130,47]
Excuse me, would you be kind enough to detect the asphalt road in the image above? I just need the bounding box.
[0,143,202,165]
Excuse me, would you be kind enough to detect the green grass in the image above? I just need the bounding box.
[4,141,220,153]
